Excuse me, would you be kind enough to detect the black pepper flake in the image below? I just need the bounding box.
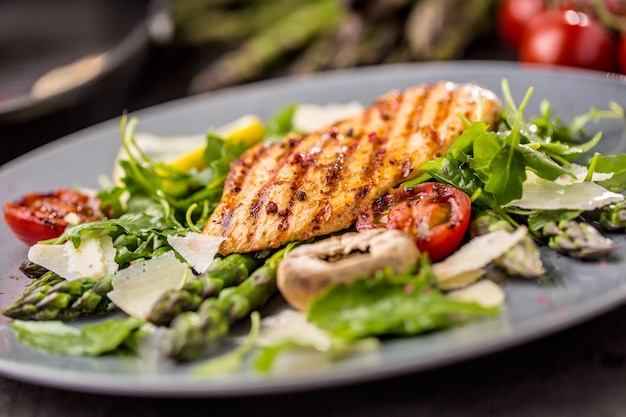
[295,190,307,201]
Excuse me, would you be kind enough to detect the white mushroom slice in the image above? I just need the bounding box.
[277,229,420,311]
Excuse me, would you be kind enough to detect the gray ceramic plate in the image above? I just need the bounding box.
[1,62,625,397]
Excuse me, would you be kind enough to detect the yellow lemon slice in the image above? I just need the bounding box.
[170,114,265,172]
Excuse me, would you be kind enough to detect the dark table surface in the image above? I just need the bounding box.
[2,3,626,416]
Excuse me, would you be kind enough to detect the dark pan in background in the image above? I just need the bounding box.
[0,0,169,164]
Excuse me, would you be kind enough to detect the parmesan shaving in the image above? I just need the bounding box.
[506,171,623,211]
[167,233,224,274]
[107,251,189,319]
[447,279,506,308]
[433,227,528,287]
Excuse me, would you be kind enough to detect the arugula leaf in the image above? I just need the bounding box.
[264,103,298,142]
[82,317,145,356]
[471,131,502,181]
[447,121,489,160]
[485,144,526,205]
[58,201,185,267]
[518,143,573,180]
[593,154,626,192]
[422,157,483,197]
[101,115,250,224]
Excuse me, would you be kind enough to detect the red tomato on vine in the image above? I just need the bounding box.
[519,9,618,72]
[497,0,545,49]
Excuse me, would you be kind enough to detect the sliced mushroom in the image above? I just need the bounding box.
[277,229,420,310]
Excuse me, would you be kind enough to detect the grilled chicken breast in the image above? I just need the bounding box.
[204,81,503,255]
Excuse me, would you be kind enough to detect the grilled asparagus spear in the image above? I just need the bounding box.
[189,0,344,93]
[538,220,613,260]
[471,211,546,278]
[165,247,290,361]
[147,253,261,326]
[2,274,114,321]
[599,201,626,231]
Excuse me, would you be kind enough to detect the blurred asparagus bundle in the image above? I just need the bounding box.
[169,0,498,93]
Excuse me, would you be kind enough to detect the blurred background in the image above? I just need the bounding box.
[1,0,624,165]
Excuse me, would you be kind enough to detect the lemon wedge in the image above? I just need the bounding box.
[170,114,265,172]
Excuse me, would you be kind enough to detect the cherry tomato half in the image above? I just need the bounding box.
[519,10,618,72]
[3,189,102,246]
[497,0,545,49]
[356,183,472,262]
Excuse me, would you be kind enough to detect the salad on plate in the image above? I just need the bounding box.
[1,77,625,377]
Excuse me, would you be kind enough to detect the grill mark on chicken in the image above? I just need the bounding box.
[205,81,503,254]
[299,128,361,233]
[247,136,306,238]
[348,96,398,208]
[314,102,391,231]
[215,136,303,240]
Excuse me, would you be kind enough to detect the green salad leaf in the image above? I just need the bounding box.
[99,115,248,225]
[264,103,298,142]
[411,79,625,233]
[10,317,145,357]
[308,259,497,340]
[593,154,626,192]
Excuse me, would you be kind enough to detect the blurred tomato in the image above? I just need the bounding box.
[497,0,545,48]
[605,0,626,15]
[620,33,626,73]
[519,10,618,72]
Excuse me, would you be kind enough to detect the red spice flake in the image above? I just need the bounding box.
[399,158,412,178]
[537,295,548,305]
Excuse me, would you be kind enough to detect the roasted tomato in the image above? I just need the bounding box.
[356,183,472,262]
[3,189,102,246]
